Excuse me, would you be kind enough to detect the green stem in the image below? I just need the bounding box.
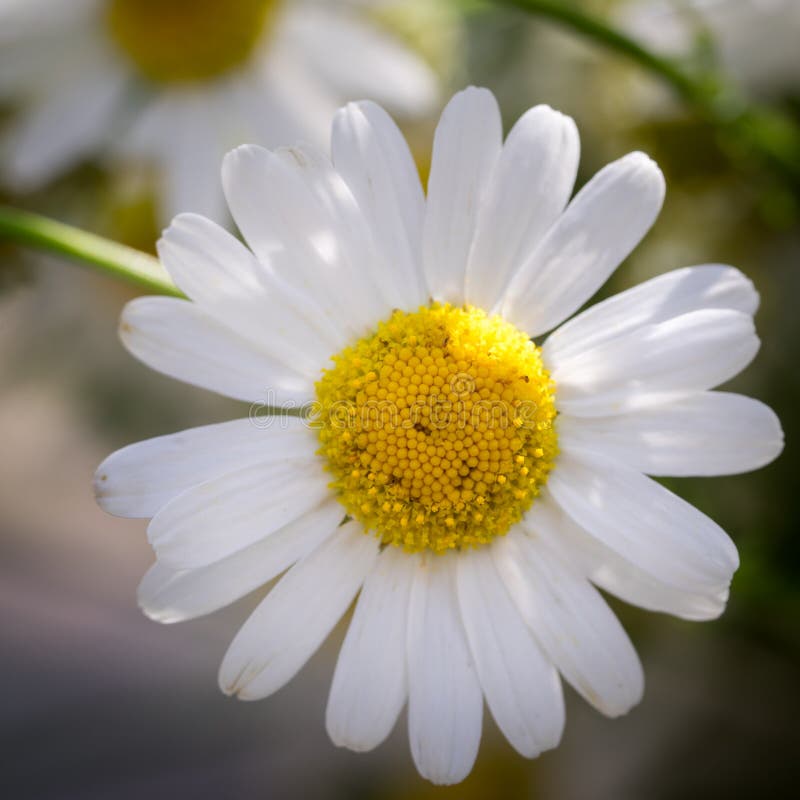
[0,206,182,296]
[495,0,800,184]
[504,0,704,103]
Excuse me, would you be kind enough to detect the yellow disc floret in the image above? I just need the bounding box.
[107,0,280,84]
[314,304,558,553]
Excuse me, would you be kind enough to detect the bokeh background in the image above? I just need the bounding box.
[1,1,798,798]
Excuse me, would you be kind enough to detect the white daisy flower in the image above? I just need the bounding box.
[622,0,800,96]
[0,0,439,223]
[94,87,783,785]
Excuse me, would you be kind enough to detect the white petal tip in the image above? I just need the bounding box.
[234,688,267,702]
[218,666,249,699]
[599,701,642,720]
[625,149,659,168]
[224,670,283,701]
[326,729,378,754]
[156,211,201,248]
[117,297,155,347]
[138,605,181,625]
[448,85,498,110]
[423,771,471,787]
[760,413,786,466]
[338,99,375,117]
[92,466,109,500]
[92,465,132,518]
[146,545,202,573]
[221,144,269,190]
[592,680,645,719]
[617,149,665,185]
[681,589,729,622]
[222,142,264,162]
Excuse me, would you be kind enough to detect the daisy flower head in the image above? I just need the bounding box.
[95,87,784,785]
[0,0,440,223]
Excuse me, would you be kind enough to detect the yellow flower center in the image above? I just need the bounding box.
[106,0,280,84]
[315,304,558,553]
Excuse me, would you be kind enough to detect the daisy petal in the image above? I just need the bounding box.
[457,547,565,758]
[552,309,759,417]
[465,105,580,311]
[523,494,729,621]
[544,264,759,365]
[158,213,340,375]
[547,451,739,595]
[94,416,311,519]
[326,547,416,752]
[222,144,388,340]
[219,521,378,701]
[137,499,344,623]
[423,87,502,305]
[120,297,313,404]
[408,556,483,785]
[501,152,665,337]
[332,100,427,308]
[148,431,329,570]
[559,392,784,476]
[273,144,395,308]
[495,531,644,717]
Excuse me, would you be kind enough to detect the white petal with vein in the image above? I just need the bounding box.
[332,100,427,308]
[423,87,502,305]
[148,432,328,569]
[138,499,344,623]
[547,451,739,594]
[494,531,644,717]
[558,392,784,476]
[552,309,759,417]
[457,547,565,757]
[120,297,313,405]
[158,213,339,375]
[94,416,311,518]
[327,547,416,752]
[501,152,665,336]
[522,494,729,621]
[407,555,483,785]
[465,105,579,311]
[219,522,378,701]
[544,264,759,365]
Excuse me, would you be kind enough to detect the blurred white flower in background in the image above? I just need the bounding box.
[623,0,800,97]
[0,0,441,223]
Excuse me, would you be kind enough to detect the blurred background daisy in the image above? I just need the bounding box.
[0,0,453,224]
[622,0,800,97]
[1,0,799,798]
